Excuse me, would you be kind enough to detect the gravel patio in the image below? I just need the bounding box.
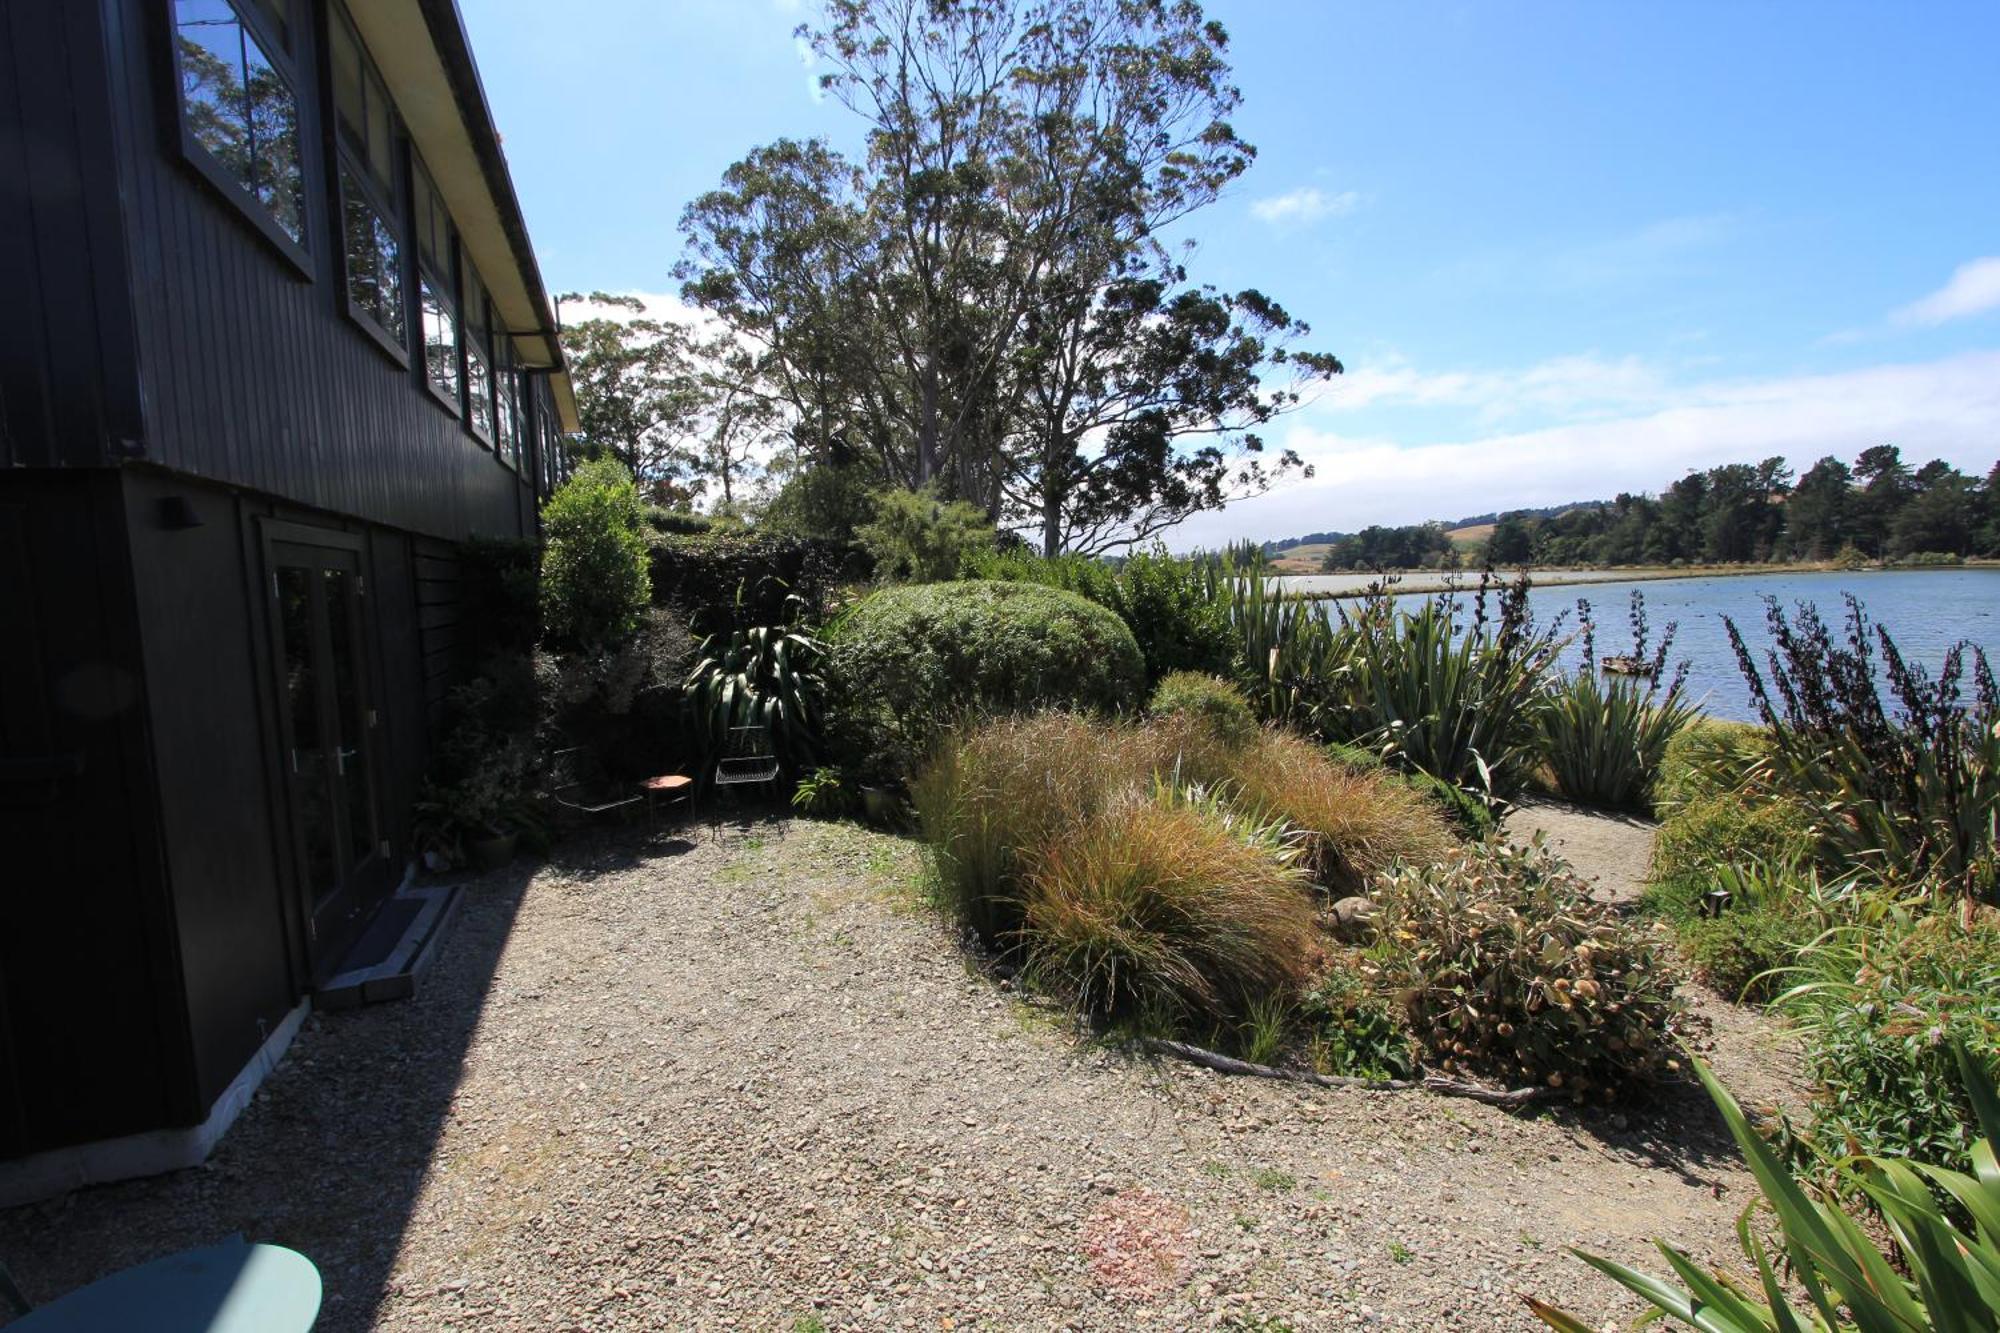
[0,818,1766,1331]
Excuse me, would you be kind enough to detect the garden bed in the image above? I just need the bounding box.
[0,820,1765,1330]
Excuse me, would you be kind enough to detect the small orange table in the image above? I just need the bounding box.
[641,773,694,833]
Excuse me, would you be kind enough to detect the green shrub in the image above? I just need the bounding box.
[1531,1048,2000,1333]
[966,546,1235,683]
[855,487,996,582]
[1325,575,1563,804]
[1325,740,1495,841]
[1726,595,2000,899]
[1375,839,1685,1099]
[1020,788,1320,1025]
[1538,669,1698,812]
[646,530,856,634]
[791,767,856,819]
[1779,908,2000,1171]
[1644,856,1846,1004]
[1652,789,1816,884]
[1301,962,1415,1080]
[1674,904,1814,1005]
[760,459,882,544]
[1150,672,1257,747]
[684,619,823,780]
[540,458,651,651]
[824,581,1146,785]
[1653,717,1770,810]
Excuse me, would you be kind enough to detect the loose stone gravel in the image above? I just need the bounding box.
[1,819,1767,1331]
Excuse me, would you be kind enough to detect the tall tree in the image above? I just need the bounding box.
[1787,455,1852,558]
[556,294,708,499]
[679,0,1336,554]
[1851,443,1913,556]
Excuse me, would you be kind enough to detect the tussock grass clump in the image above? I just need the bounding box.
[1226,730,1456,893]
[1376,839,1685,1099]
[1021,790,1320,1024]
[1653,717,1772,811]
[1539,669,1698,813]
[1149,672,1258,747]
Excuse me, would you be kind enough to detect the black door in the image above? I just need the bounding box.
[269,539,391,975]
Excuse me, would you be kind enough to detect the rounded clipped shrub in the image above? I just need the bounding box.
[825,580,1145,784]
[1149,672,1257,747]
[1375,839,1685,1100]
[1652,790,1815,883]
[1655,718,1772,811]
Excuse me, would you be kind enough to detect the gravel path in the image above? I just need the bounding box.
[1502,798,1658,905]
[0,819,1763,1331]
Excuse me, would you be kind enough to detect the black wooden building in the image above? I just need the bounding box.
[0,0,576,1196]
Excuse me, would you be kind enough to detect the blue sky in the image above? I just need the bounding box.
[462,0,2000,546]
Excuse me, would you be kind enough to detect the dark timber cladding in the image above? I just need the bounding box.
[0,0,577,1181]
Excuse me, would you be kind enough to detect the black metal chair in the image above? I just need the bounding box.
[547,746,642,822]
[708,724,781,840]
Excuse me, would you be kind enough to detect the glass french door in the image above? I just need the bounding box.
[269,539,389,972]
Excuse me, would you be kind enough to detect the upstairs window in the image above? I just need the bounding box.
[494,338,520,470]
[463,266,495,442]
[170,0,307,259]
[329,3,406,354]
[413,157,460,407]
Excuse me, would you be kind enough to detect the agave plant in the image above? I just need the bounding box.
[684,613,823,781]
[1528,1044,2000,1332]
[1540,594,1699,812]
[1205,562,1350,729]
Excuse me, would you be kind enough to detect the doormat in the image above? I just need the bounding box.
[336,896,424,973]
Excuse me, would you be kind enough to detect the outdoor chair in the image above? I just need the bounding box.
[547,745,642,822]
[708,724,782,840]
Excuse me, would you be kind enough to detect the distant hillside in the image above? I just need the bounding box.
[1266,501,1604,556]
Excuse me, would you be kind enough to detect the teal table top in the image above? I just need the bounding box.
[10,1239,320,1332]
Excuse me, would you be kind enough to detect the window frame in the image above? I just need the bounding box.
[326,1,410,367]
[493,336,521,472]
[461,264,496,447]
[411,153,463,417]
[166,0,313,276]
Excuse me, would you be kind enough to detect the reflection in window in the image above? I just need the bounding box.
[464,267,494,440]
[340,164,404,342]
[495,344,518,468]
[174,0,305,246]
[420,278,459,400]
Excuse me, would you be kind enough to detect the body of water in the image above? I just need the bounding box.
[1317,568,2000,723]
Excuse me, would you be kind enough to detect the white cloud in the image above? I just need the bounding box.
[1250,187,1361,227]
[1324,351,1670,423]
[1893,257,2000,327]
[1170,349,2000,548]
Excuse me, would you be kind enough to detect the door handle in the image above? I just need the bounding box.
[336,746,359,775]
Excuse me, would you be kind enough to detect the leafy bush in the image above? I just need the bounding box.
[1530,1048,2000,1333]
[1644,856,1853,1004]
[791,766,856,818]
[856,487,996,582]
[1327,575,1564,805]
[1375,839,1685,1098]
[967,546,1235,683]
[684,616,823,781]
[1021,788,1320,1026]
[1327,740,1496,841]
[1150,672,1257,746]
[1779,907,2000,1171]
[760,458,882,544]
[1653,717,1770,811]
[644,506,722,536]
[540,457,651,651]
[824,581,1146,785]
[1727,594,2000,900]
[1667,899,1816,1005]
[646,530,856,634]
[1301,962,1416,1080]
[1652,790,1816,884]
[1539,591,1697,812]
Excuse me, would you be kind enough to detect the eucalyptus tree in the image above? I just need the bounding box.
[678,0,1340,555]
[556,293,709,498]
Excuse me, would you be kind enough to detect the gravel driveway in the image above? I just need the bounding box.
[0,819,1760,1331]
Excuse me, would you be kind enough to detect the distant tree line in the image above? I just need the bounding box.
[1312,446,2000,572]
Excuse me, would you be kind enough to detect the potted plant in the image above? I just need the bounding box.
[412,741,543,871]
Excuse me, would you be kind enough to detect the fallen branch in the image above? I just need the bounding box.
[1135,1037,1561,1109]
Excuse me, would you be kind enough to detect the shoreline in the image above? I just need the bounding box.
[1271,559,2000,601]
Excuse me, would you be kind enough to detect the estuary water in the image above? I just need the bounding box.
[1298,568,2000,723]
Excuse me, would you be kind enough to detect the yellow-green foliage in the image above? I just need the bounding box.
[539,457,651,651]
[1653,791,1816,883]
[1149,672,1257,746]
[1654,718,1772,810]
[1023,789,1321,1023]
[1377,839,1685,1098]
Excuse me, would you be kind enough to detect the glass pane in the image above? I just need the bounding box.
[412,159,446,272]
[495,368,515,465]
[463,266,488,340]
[365,72,396,197]
[466,344,493,438]
[176,2,250,179]
[330,9,364,148]
[277,567,337,903]
[342,165,405,343]
[240,24,305,245]
[323,570,376,869]
[421,277,460,399]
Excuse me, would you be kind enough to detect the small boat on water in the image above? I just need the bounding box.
[1600,654,1657,677]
